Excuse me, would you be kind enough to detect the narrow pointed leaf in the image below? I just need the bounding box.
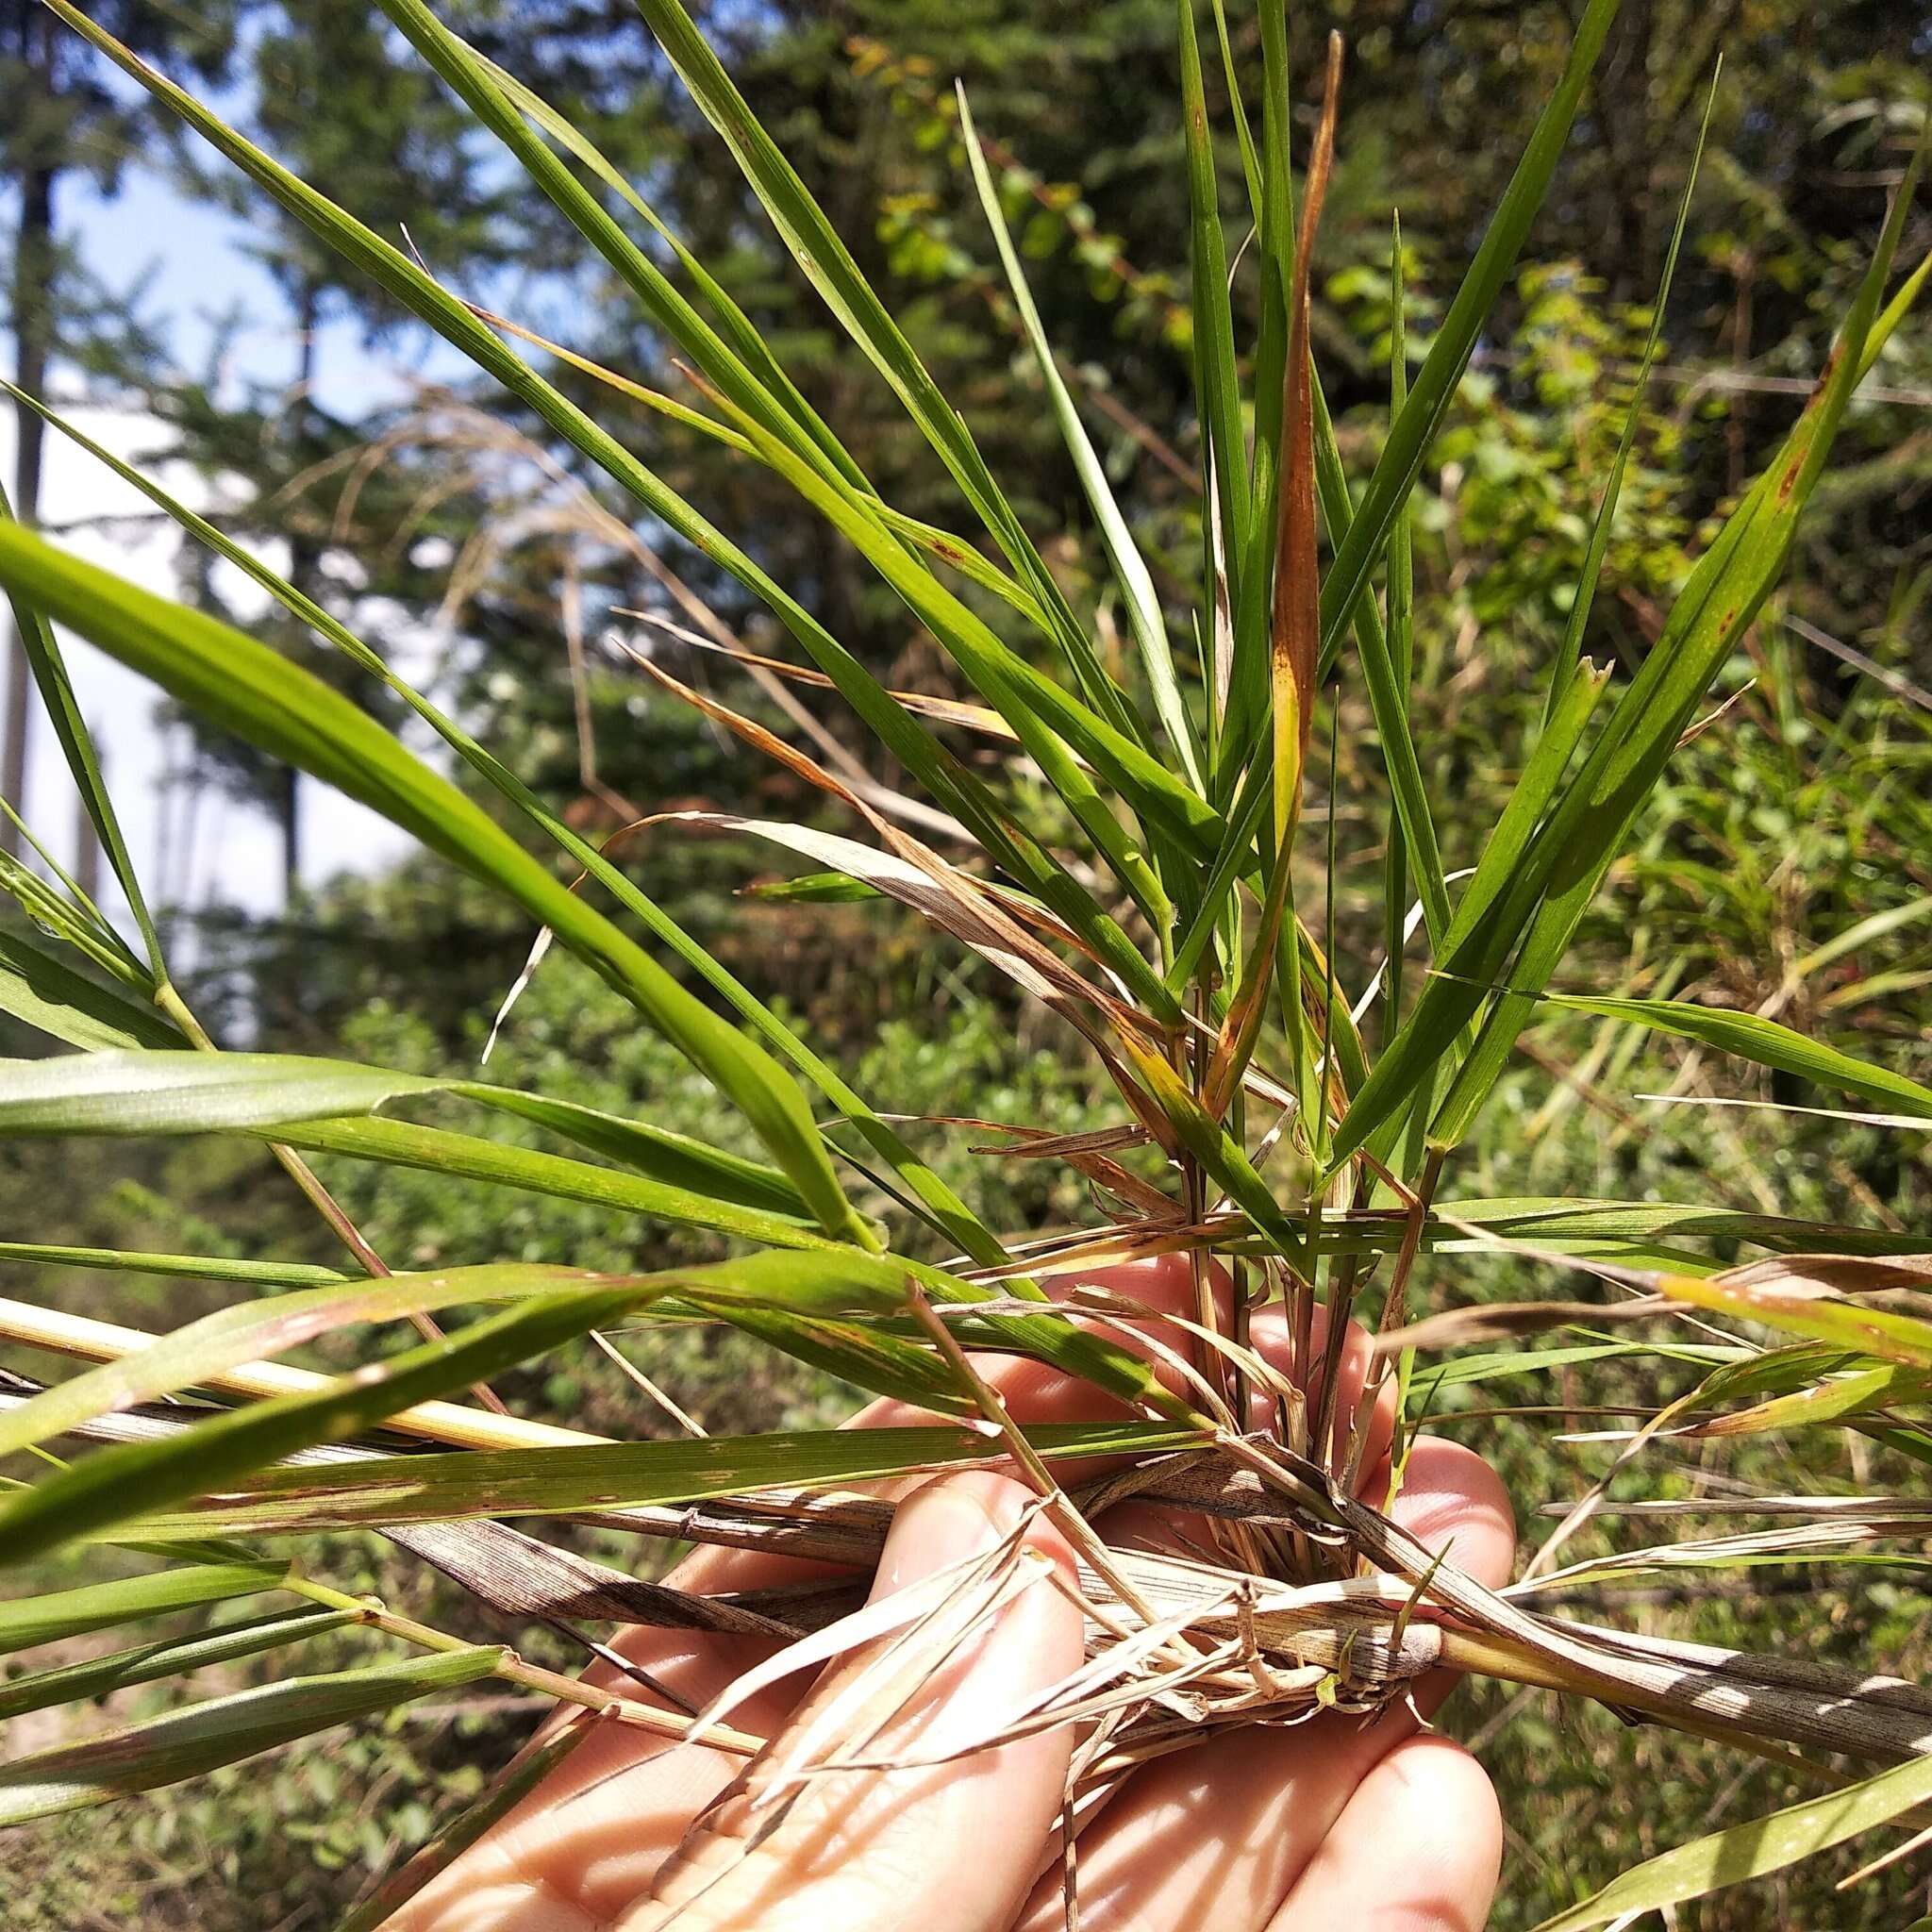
[0,1049,441,1139]
[958,88,1202,789]
[1319,0,1623,668]
[0,525,867,1247]
[0,925,182,1052]
[0,1562,289,1658]
[1330,660,1610,1165]
[1421,136,1924,1153]
[1538,992,1932,1121]
[1656,1268,1932,1371]
[8,376,1021,1269]
[464,49,863,490]
[0,1264,634,1462]
[1544,68,1716,715]
[0,1648,502,1825]
[376,0,855,489]
[627,0,1121,710]
[284,1115,824,1249]
[118,1420,1208,1541]
[0,482,162,976]
[1175,0,1250,619]
[0,1606,355,1724]
[0,1241,348,1289]
[0,1290,641,1566]
[1533,1749,1932,1931]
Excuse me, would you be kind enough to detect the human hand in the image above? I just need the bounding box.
[387,1258,1514,1932]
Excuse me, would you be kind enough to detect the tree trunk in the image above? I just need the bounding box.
[73,744,101,906]
[279,276,323,908]
[2,153,56,861]
[276,758,301,905]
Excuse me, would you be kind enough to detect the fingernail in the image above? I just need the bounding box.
[874,1474,1026,1598]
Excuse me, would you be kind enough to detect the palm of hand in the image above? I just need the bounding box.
[389,1259,1513,1932]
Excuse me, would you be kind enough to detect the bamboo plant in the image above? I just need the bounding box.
[0,0,1928,1924]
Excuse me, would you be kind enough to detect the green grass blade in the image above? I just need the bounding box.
[0,1050,444,1139]
[3,1243,1194,1460]
[0,924,182,1052]
[26,1,1108,1259]
[464,51,864,492]
[866,506,1047,626]
[1329,659,1611,1166]
[0,1289,642,1567]
[626,0,1136,722]
[1229,0,1292,778]
[702,391,1204,936]
[0,1647,502,1826]
[1117,1036,1313,1265]
[698,1304,977,1414]
[1381,216,1416,1026]
[1166,751,1274,991]
[664,1252,1196,1418]
[0,525,869,1249]
[1175,0,1251,625]
[0,845,136,987]
[118,1420,1208,1541]
[375,0,858,490]
[1657,1268,1932,1371]
[1544,70,1716,716]
[6,379,1025,1268]
[1413,1197,1931,1261]
[0,1562,289,1658]
[284,1116,825,1250]
[1533,1749,1932,1931]
[1208,0,1262,218]
[1423,135,1925,1154]
[0,1046,812,1231]
[0,1264,641,1462]
[1694,1362,1930,1440]
[1408,1341,1741,1401]
[1538,992,1932,1121]
[0,1242,348,1289]
[1318,0,1623,670]
[0,478,163,978]
[959,87,1204,790]
[0,1607,355,1724]
[452,1088,808,1218]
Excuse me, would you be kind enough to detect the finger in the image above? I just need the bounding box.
[395,1473,1077,1932]
[665,1254,1225,1601]
[1265,1735,1502,1931]
[549,1255,1224,1831]
[384,1627,806,1931]
[1012,1438,1513,1932]
[622,1470,1082,1932]
[398,1264,1334,1925]
[857,1252,1235,1434]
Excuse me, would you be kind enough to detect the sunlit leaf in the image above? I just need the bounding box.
[118,1420,1207,1541]
[1533,1750,1932,1931]
[0,1562,289,1658]
[0,1647,502,1824]
[0,1606,355,1724]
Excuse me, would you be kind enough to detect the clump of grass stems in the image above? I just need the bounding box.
[0,0,1926,1924]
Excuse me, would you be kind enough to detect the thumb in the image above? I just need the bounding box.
[622,1471,1082,1932]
